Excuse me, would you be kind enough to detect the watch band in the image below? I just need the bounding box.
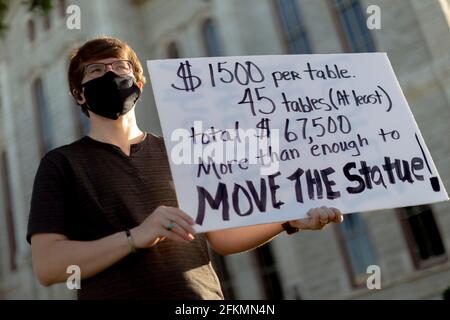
[282,222,300,235]
[125,229,138,253]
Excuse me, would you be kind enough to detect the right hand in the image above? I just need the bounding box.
[288,206,343,231]
[131,205,196,249]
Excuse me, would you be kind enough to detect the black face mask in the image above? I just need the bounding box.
[81,71,141,120]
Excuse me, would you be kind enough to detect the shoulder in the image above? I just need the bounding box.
[40,137,89,167]
[147,132,166,150]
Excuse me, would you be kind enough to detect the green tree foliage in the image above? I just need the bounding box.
[0,0,53,37]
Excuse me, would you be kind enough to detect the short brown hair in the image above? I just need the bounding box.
[68,36,146,117]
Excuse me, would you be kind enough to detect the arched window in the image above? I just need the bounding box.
[399,205,446,269]
[338,213,377,286]
[274,0,312,54]
[332,0,376,52]
[27,19,36,42]
[167,42,181,59]
[58,0,67,18]
[43,13,51,31]
[32,78,53,155]
[254,243,284,299]
[202,19,223,56]
[1,151,16,271]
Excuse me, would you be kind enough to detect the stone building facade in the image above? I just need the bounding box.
[0,0,449,299]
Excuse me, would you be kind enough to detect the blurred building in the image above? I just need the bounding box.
[0,0,449,299]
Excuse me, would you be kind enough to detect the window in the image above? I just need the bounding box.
[58,0,67,18]
[332,0,376,52]
[1,151,17,271]
[209,253,235,299]
[274,0,312,54]
[254,243,284,299]
[43,13,51,31]
[167,42,181,59]
[202,19,223,57]
[32,78,53,155]
[399,205,446,269]
[338,213,376,286]
[27,19,36,42]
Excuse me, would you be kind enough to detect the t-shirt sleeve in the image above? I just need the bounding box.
[26,153,70,244]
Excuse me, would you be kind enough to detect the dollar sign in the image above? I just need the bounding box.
[171,61,202,92]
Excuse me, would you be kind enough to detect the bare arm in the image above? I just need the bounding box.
[205,223,284,256]
[31,205,196,287]
[31,231,132,286]
[206,207,343,256]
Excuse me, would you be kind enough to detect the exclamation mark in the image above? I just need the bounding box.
[415,133,440,192]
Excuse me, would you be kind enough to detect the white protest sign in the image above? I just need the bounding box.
[147,53,449,233]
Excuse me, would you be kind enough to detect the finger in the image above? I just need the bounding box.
[165,211,196,235]
[328,207,343,223]
[168,207,195,225]
[327,208,336,222]
[158,218,190,241]
[308,208,320,220]
[160,228,190,243]
[153,237,165,246]
[329,207,342,215]
[166,207,195,226]
[325,207,336,222]
[319,206,331,224]
[158,206,196,235]
[162,219,194,241]
[308,209,322,229]
[333,213,344,223]
[329,208,342,222]
[171,223,195,241]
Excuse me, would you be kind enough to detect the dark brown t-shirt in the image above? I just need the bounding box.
[26,132,224,300]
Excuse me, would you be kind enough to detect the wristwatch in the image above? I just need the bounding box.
[282,222,300,235]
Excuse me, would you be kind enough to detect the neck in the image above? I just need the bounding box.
[87,110,144,145]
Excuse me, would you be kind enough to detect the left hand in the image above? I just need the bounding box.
[288,206,343,230]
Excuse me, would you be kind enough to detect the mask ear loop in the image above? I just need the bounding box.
[74,86,91,118]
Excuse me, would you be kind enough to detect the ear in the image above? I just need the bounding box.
[137,81,144,91]
[74,89,86,105]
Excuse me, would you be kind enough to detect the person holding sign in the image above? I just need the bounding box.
[26,37,343,300]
